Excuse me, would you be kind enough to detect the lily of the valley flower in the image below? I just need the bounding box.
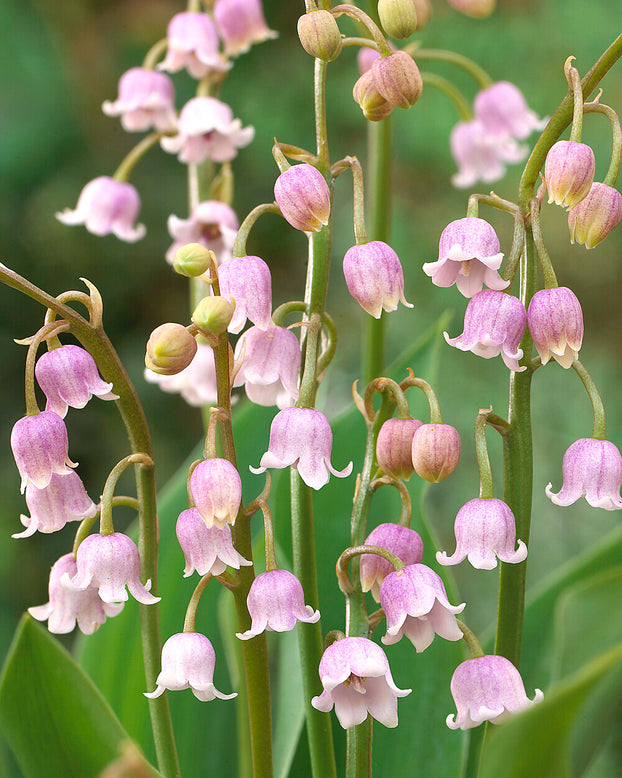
[158,12,229,79]
[213,0,277,57]
[274,163,330,233]
[474,81,546,142]
[546,437,622,510]
[545,140,595,209]
[176,508,251,577]
[102,67,177,132]
[190,459,242,528]
[568,182,622,249]
[218,255,273,333]
[449,119,527,189]
[360,523,424,602]
[527,286,583,369]
[166,200,239,266]
[342,241,413,318]
[144,342,219,407]
[11,411,76,493]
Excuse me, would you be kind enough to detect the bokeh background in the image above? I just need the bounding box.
[1,0,622,774]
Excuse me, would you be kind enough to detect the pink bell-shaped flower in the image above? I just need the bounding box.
[545,140,595,209]
[145,342,218,407]
[145,632,237,702]
[546,438,622,510]
[444,289,527,372]
[14,471,97,539]
[449,119,527,189]
[411,423,461,483]
[190,458,242,529]
[423,217,509,298]
[527,287,583,369]
[568,182,622,249]
[102,67,177,132]
[251,407,353,490]
[213,0,277,57]
[376,417,423,481]
[166,200,239,266]
[343,241,413,318]
[274,164,330,233]
[158,12,229,79]
[161,96,254,165]
[474,81,546,141]
[35,345,118,418]
[66,532,160,605]
[236,569,320,640]
[370,51,423,110]
[447,0,495,18]
[56,176,146,242]
[11,411,76,493]
[218,255,272,333]
[29,553,124,635]
[311,636,412,729]
[360,523,424,602]
[233,325,301,409]
[379,563,465,652]
[436,498,528,570]
[447,655,543,729]
[176,508,251,576]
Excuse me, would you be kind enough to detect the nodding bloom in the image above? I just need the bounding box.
[11,411,76,493]
[379,563,465,652]
[102,67,177,132]
[14,471,97,539]
[65,532,160,605]
[236,570,320,640]
[527,287,583,369]
[213,0,277,57]
[423,217,509,298]
[251,407,353,490]
[161,96,254,165]
[568,182,622,249]
[29,553,124,635]
[274,164,331,233]
[376,417,423,481]
[166,200,239,266]
[233,325,301,409]
[177,508,251,577]
[360,523,424,602]
[370,51,423,110]
[545,141,596,210]
[450,119,527,189]
[158,12,229,79]
[145,342,218,407]
[311,636,412,729]
[447,655,543,730]
[218,255,273,333]
[474,81,546,142]
[189,459,242,529]
[352,69,395,122]
[145,632,237,702]
[35,345,118,418]
[546,437,622,511]
[436,498,528,570]
[343,241,413,318]
[56,177,146,242]
[411,423,461,484]
[444,289,527,372]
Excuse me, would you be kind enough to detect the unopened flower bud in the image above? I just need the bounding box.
[447,0,496,19]
[192,295,236,335]
[568,182,622,249]
[274,163,330,232]
[545,141,595,209]
[411,423,461,483]
[378,0,418,40]
[343,241,412,318]
[145,323,198,375]
[297,10,342,62]
[371,51,422,109]
[353,70,394,122]
[376,418,423,480]
[173,243,213,277]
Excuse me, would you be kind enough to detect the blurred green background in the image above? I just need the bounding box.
[1,0,622,775]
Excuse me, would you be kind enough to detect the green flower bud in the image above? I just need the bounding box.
[192,295,236,335]
[297,10,342,62]
[378,0,418,40]
[173,243,212,278]
[145,323,197,375]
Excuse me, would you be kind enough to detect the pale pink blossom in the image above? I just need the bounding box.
[546,438,622,510]
[360,523,424,602]
[450,119,527,189]
[568,182,622,248]
[474,81,546,141]
[189,458,242,528]
[102,67,177,132]
[11,411,76,493]
[343,241,412,318]
[177,508,251,577]
[159,12,229,79]
[166,200,239,266]
[545,141,595,209]
[527,287,583,368]
[213,0,277,57]
[218,255,272,333]
[274,164,330,233]
[376,418,423,481]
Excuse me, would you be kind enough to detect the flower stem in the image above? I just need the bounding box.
[572,360,607,440]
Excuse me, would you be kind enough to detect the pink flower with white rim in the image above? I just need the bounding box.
[436,498,528,570]
[161,96,254,165]
[233,325,301,409]
[343,241,413,318]
[546,438,622,510]
[35,344,118,418]
[444,289,527,372]
[360,523,424,602]
[176,508,251,577]
[66,532,160,605]
[236,569,320,640]
[218,255,272,333]
[102,67,177,132]
[423,217,509,298]
[527,287,583,369]
[545,141,595,209]
[379,563,465,652]
[145,632,237,702]
[213,0,277,57]
[14,471,97,539]
[29,553,123,635]
[251,407,353,490]
[568,182,622,249]
[190,458,242,528]
[56,177,146,242]
[376,417,423,481]
[158,12,229,79]
[166,200,239,266]
[144,342,219,407]
[274,164,330,233]
[450,119,527,189]
[447,655,543,730]
[11,411,76,493]
[311,636,412,729]
[474,81,546,141]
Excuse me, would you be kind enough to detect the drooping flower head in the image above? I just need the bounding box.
[11,411,76,493]
[166,200,239,266]
[251,407,353,490]
[213,0,277,57]
[449,119,527,189]
[360,523,424,602]
[545,140,595,209]
[102,67,177,132]
[177,508,252,577]
[447,655,543,730]
[546,437,622,510]
[56,177,146,242]
[144,342,218,407]
[352,69,395,122]
[189,458,242,528]
[218,255,273,333]
[527,286,583,369]
[159,12,229,79]
[15,471,97,539]
[343,241,413,318]
[474,81,546,141]
[376,417,423,481]
[411,423,461,483]
[311,636,412,729]
[274,164,331,233]
[370,51,423,110]
[568,182,622,249]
